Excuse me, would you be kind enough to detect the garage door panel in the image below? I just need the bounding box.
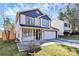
[44,31,56,39]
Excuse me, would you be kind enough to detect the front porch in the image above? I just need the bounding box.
[16,39,56,51]
[21,28,43,42]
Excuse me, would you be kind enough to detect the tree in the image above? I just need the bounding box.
[65,6,77,33]
[27,41,40,56]
[59,4,77,34]
[59,12,65,20]
[4,17,15,41]
[73,4,79,32]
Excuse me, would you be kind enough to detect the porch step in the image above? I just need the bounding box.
[16,39,57,51]
[16,42,29,51]
[16,41,40,51]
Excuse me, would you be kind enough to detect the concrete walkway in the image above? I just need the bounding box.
[16,39,79,51]
[53,39,79,48]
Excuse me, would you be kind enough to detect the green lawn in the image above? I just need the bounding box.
[0,39,26,56]
[59,35,79,40]
[0,39,79,56]
[35,44,79,56]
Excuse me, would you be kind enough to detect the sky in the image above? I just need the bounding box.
[0,3,67,30]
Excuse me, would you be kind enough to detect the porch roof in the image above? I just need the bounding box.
[20,24,49,29]
[49,27,59,31]
[20,24,58,31]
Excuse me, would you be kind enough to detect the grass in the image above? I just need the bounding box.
[59,35,79,40]
[0,38,79,56]
[35,44,79,56]
[0,39,26,56]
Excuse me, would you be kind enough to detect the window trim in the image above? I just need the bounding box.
[42,18,49,26]
[64,23,68,27]
[22,29,32,37]
[25,16,35,25]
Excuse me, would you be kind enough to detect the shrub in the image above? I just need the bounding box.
[27,41,41,56]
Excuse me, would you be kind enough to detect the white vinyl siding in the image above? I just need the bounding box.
[20,14,25,24]
[51,19,64,36]
[35,18,41,26]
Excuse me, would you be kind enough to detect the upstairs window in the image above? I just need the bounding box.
[30,17,35,25]
[25,16,29,25]
[25,16,35,25]
[42,19,49,26]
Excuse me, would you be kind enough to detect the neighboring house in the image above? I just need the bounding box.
[64,19,72,34]
[15,9,58,42]
[51,18,72,36]
[75,23,79,33]
[51,19,64,36]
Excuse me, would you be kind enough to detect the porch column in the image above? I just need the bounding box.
[42,30,44,40]
[20,28,22,42]
[32,29,34,40]
[35,28,36,40]
[38,29,39,40]
[31,29,32,37]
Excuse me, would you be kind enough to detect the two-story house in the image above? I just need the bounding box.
[15,9,58,42]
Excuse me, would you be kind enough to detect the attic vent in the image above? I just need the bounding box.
[36,11,40,14]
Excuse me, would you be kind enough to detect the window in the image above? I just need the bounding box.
[22,29,32,37]
[28,29,32,36]
[69,24,70,27]
[25,16,35,25]
[30,17,35,25]
[64,23,67,27]
[64,30,69,32]
[64,23,70,28]
[25,16,29,25]
[42,19,49,26]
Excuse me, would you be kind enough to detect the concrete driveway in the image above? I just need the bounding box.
[42,39,79,48]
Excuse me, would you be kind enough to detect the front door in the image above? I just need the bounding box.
[35,29,42,40]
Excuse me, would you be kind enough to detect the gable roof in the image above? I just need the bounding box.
[40,15,51,20]
[20,24,58,31]
[16,9,51,23]
[19,9,43,18]
[50,27,59,31]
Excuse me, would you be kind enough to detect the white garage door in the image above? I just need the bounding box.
[44,31,56,39]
